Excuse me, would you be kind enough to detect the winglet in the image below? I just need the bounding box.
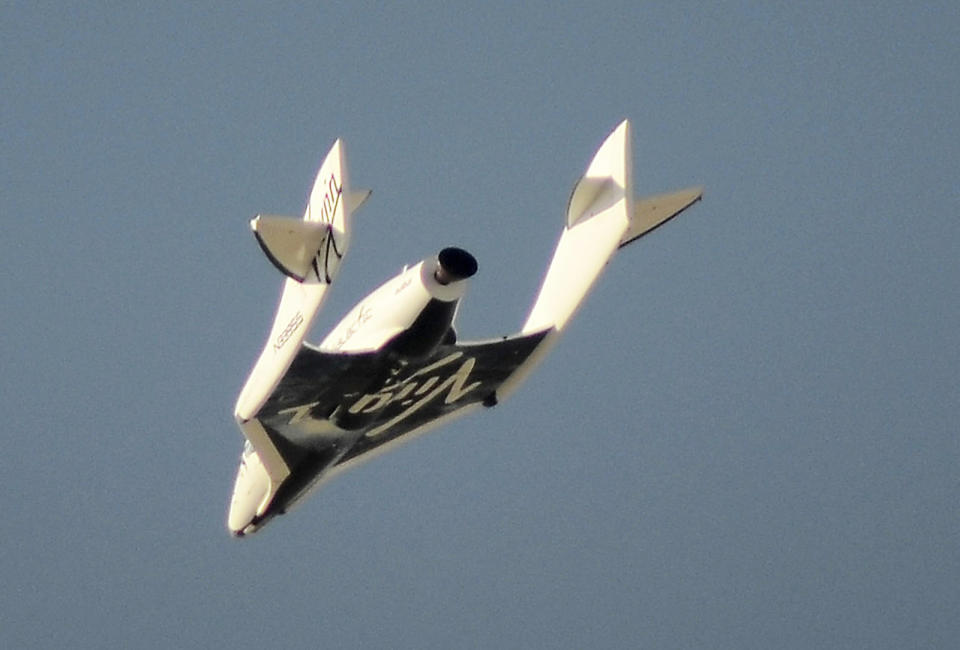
[620,186,703,248]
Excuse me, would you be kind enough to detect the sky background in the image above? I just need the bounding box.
[2,2,958,648]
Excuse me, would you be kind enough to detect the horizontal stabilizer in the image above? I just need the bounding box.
[347,189,372,214]
[251,215,332,282]
[620,186,703,248]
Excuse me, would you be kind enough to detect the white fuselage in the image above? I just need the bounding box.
[319,257,469,355]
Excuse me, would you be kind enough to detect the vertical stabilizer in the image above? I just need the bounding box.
[236,139,358,423]
[522,120,633,334]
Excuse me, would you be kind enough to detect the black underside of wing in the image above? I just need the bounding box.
[255,330,549,474]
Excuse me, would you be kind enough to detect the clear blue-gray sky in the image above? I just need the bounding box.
[3,3,958,648]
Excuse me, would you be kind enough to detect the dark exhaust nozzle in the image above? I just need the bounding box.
[434,247,478,285]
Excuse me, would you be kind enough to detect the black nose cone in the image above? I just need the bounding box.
[436,247,478,284]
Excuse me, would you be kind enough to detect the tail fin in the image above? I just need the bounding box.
[498,121,703,402]
[236,139,367,422]
[523,120,633,334]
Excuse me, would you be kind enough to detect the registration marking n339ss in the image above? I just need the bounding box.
[273,311,304,351]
